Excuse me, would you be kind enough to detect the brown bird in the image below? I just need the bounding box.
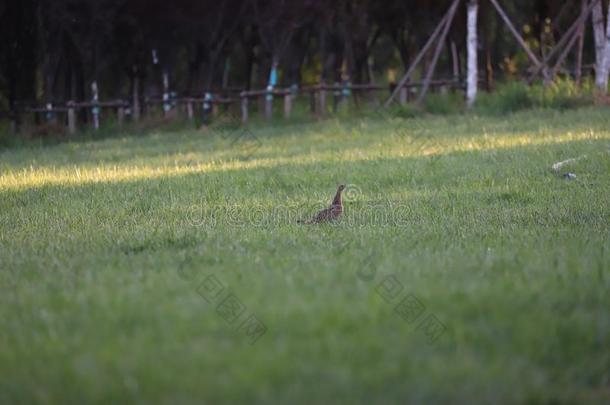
[298,184,346,224]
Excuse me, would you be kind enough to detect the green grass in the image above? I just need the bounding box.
[1,107,609,404]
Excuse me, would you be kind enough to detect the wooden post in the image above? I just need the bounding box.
[367,87,379,108]
[385,4,453,107]
[264,86,273,120]
[132,68,140,122]
[9,107,19,134]
[212,103,219,117]
[318,85,327,117]
[241,95,249,124]
[67,103,76,134]
[451,41,460,83]
[187,100,194,121]
[45,103,56,124]
[162,71,170,118]
[341,82,350,107]
[284,93,292,119]
[258,94,265,116]
[309,89,316,114]
[489,0,550,82]
[417,0,460,104]
[117,105,125,129]
[91,81,100,130]
[264,99,272,120]
[332,82,340,113]
[202,92,212,125]
[551,22,586,78]
[528,0,599,83]
[399,86,408,105]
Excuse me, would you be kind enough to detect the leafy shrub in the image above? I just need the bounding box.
[474,82,532,115]
[424,91,465,115]
[387,103,422,119]
[529,77,591,110]
[474,78,592,115]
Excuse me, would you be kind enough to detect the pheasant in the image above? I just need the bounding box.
[298,184,346,224]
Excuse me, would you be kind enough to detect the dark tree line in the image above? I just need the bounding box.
[0,0,602,120]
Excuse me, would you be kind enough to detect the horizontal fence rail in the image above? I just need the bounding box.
[11,78,466,134]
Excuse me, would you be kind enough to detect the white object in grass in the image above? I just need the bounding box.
[551,155,586,172]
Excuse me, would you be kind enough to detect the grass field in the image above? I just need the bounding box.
[1,106,609,404]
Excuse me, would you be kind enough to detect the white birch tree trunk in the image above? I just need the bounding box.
[599,3,610,93]
[466,0,478,107]
[592,0,606,90]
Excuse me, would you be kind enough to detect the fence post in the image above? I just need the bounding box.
[309,89,316,114]
[341,81,351,109]
[187,100,194,121]
[284,92,292,119]
[45,103,56,124]
[117,104,125,129]
[67,102,76,134]
[318,85,327,117]
[264,85,273,120]
[367,87,379,108]
[9,108,18,134]
[202,92,212,125]
[91,81,100,130]
[399,86,408,105]
[333,82,340,112]
[162,71,171,118]
[241,94,249,124]
[132,67,141,122]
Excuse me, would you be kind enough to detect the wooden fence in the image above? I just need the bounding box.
[15,79,464,134]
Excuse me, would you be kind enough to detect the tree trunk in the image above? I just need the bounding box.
[599,3,610,92]
[467,0,479,107]
[575,0,586,86]
[592,0,606,89]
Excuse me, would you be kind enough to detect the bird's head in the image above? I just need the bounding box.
[337,184,346,192]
